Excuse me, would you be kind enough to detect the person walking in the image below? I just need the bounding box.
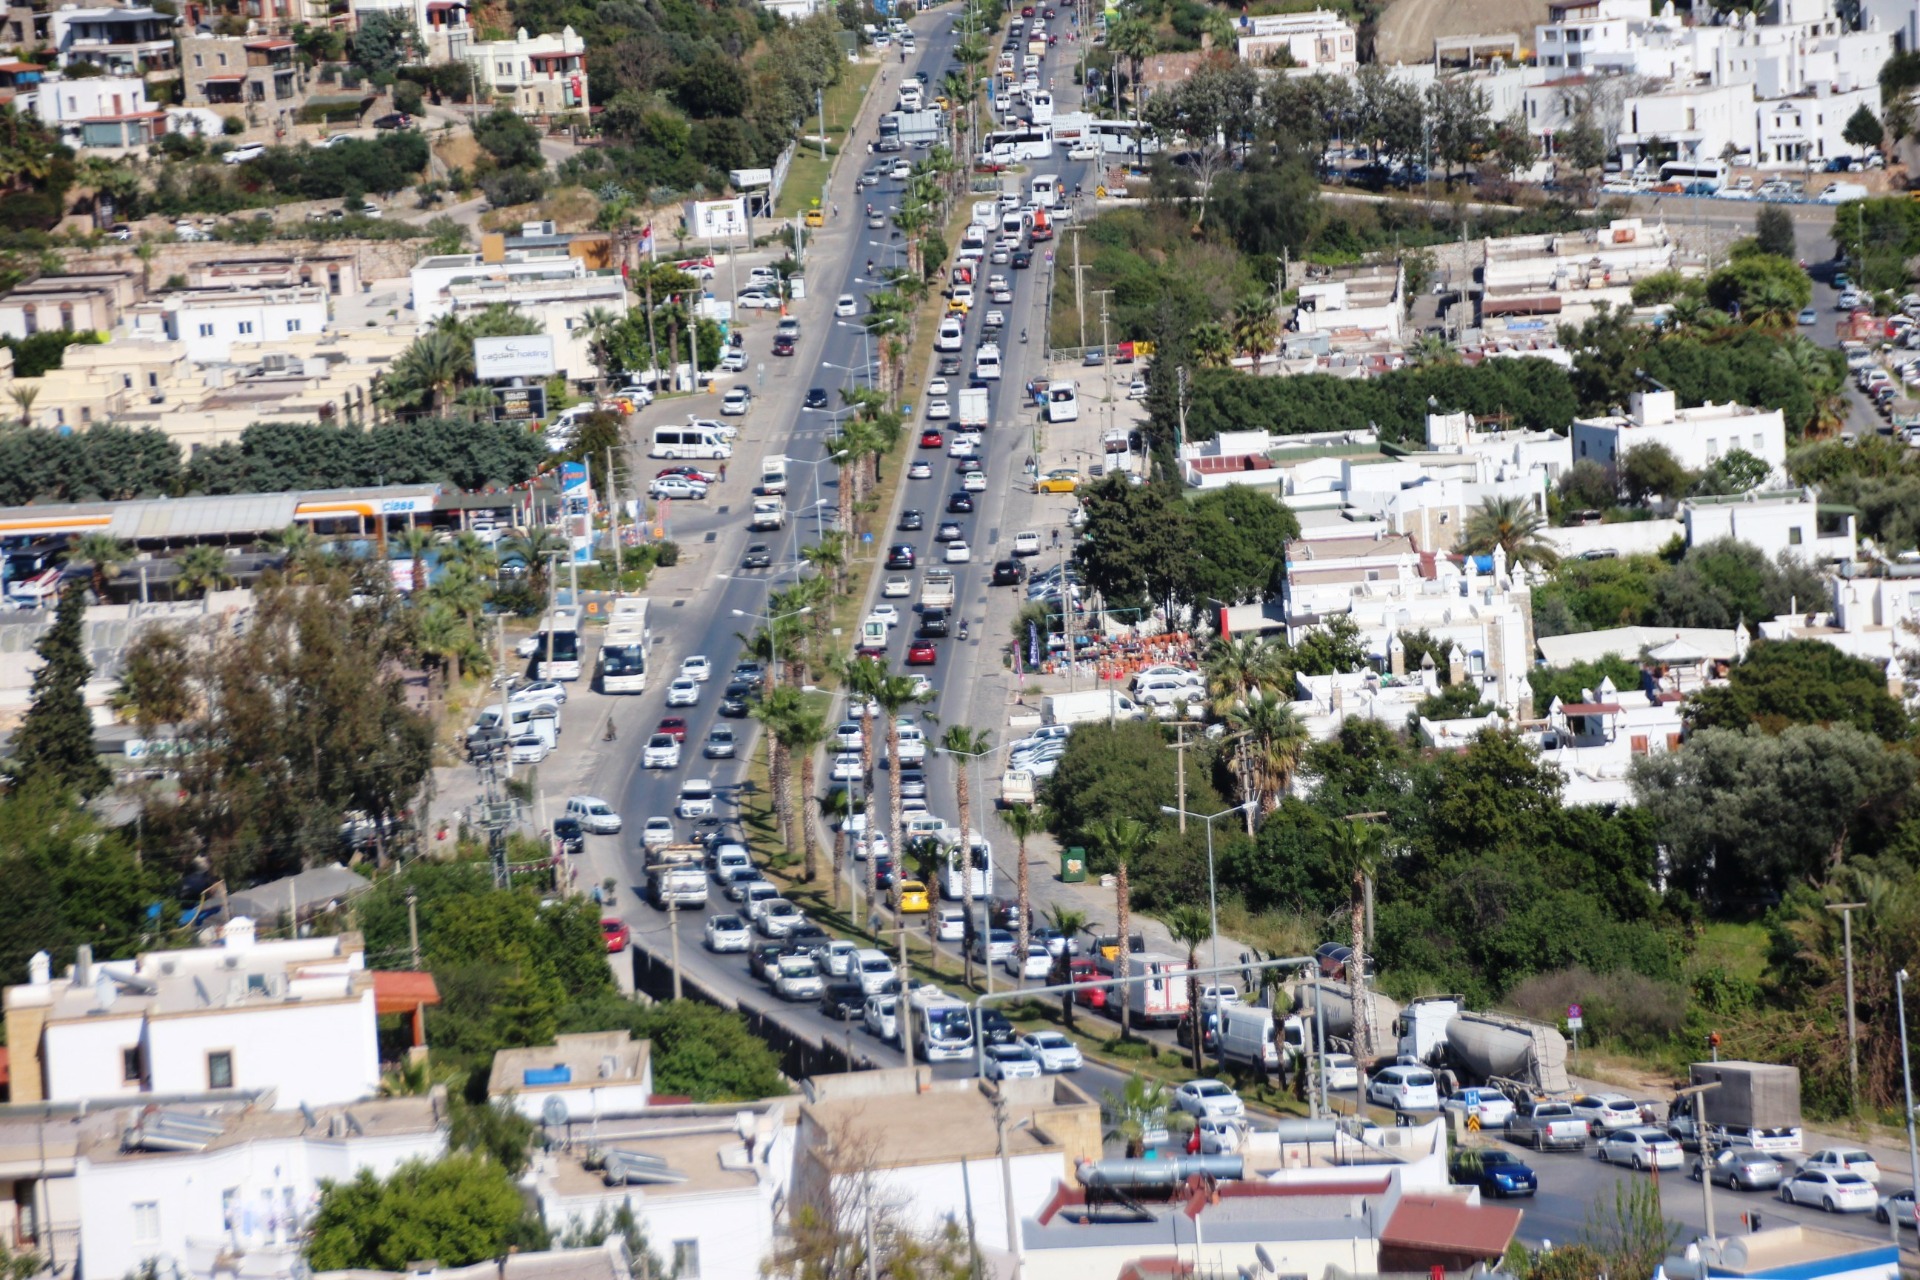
[719,461,728,482]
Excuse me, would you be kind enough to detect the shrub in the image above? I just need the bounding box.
[652,541,680,567]
[222,115,246,135]
[1505,965,1686,1052]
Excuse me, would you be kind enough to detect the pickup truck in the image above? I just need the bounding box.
[1510,1100,1591,1152]
[920,569,956,611]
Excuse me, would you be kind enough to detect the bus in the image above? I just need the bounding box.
[596,597,650,693]
[1089,118,1158,155]
[1030,173,1061,208]
[536,606,583,681]
[650,423,733,460]
[1029,89,1054,124]
[981,125,1054,162]
[1044,380,1079,424]
[1657,158,1726,192]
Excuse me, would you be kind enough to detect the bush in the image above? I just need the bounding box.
[393,79,424,116]
[480,168,550,208]
[222,115,246,135]
[1505,965,1686,1052]
[652,541,680,567]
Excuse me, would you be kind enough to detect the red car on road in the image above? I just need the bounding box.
[603,918,631,952]
[906,641,937,665]
[656,717,690,741]
[919,429,944,448]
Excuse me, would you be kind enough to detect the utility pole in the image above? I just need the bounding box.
[668,899,683,1001]
[1165,722,1200,833]
[1069,229,1088,350]
[1900,969,1920,1239]
[1675,1081,1723,1245]
[406,889,421,969]
[1828,902,1867,1113]
[606,445,622,580]
[897,916,916,1071]
[1092,288,1113,402]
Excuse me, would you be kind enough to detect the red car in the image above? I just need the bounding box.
[603,918,630,952]
[657,465,719,484]
[773,336,796,356]
[906,640,937,665]
[1020,4,1033,13]
[919,429,944,448]
[656,717,690,741]
[1069,958,1110,1008]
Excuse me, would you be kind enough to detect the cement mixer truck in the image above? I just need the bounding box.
[1287,979,1402,1062]
[1395,995,1571,1094]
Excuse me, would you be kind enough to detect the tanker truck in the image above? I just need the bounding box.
[1286,979,1402,1063]
[1395,995,1571,1094]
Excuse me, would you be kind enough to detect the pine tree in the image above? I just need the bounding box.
[10,583,110,798]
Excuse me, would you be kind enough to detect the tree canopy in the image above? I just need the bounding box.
[307,1155,542,1272]
[1686,639,1910,740]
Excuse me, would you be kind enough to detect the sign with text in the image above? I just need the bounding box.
[474,334,557,381]
[494,384,547,421]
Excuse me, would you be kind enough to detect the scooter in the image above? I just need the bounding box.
[958,619,970,641]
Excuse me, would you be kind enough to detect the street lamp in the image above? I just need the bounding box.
[834,321,877,387]
[1900,969,1920,1234]
[773,454,835,546]
[1160,800,1254,1065]
[730,604,811,687]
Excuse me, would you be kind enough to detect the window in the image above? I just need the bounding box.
[148,371,159,388]
[193,52,201,65]
[1788,527,1803,545]
[217,51,227,65]
[671,1241,700,1278]
[207,1050,234,1089]
[237,321,254,335]
[198,323,214,337]
[1752,433,1763,451]
[122,1047,142,1081]
[132,1201,159,1243]
[285,318,301,333]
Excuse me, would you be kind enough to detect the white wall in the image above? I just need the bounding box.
[142,993,380,1107]
[1682,493,1856,562]
[506,1078,654,1122]
[42,1012,146,1103]
[843,1152,1063,1258]
[145,294,332,363]
[32,75,151,124]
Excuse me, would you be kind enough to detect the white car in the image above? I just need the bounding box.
[1003,943,1052,980]
[867,605,900,629]
[943,541,971,563]
[174,222,212,242]
[509,733,551,763]
[676,779,715,820]
[1316,1053,1360,1091]
[830,752,864,781]
[927,378,950,396]
[1068,143,1099,160]
[222,143,266,164]
[962,470,987,492]
[1570,1094,1643,1132]
[836,294,858,317]
[1596,1127,1683,1170]
[1198,985,1240,1010]
[755,899,806,937]
[719,348,748,372]
[510,679,570,704]
[1012,531,1041,557]
[908,460,933,480]
[774,957,825,1001]
[926,399,952,420]
[651,476,709,500]
[680,655,712,682]
[1128,378,1148,400]
[704,913,752,952]
[665,677,701,707]
[984,1044,1044,1080]
[854,948,897,995]
[834,720,865,751]
[643,734,681,768]
[1784,1169,1877,1212]
[641,817,676,848]
[736,290,780,310]
[1367,1065,1440,1111]
[1173,1079,1244,1119]
[883,575,912,598]
[947,437,976,458]
[565,796,622,834]
[935,906,967,941]
[814,939,860,977]
[1441,1086,1515,1129]
[1020,1031,1084,1072]
[721,387,752,415]
[1801,1148,1881,1184]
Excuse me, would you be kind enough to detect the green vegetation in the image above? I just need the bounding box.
[1686,639,1911,740]
[1,330,106,378]
[8,585,112,798]
[306,1154,542,1271]
[1531,538,1827,636]
[1788,435,1920,553]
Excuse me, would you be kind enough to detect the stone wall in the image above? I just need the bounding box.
[59,238,423,294]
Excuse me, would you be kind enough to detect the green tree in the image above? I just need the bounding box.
[1557,459,1618,511]
[1755,205,1798,259]
[306,1155,539,1271]
[940,724,992,986]
[1003,803,1042,965]
[1045,903,1089,1029]
[1704,254,1812,326]
[447,1097,537,1174]
[1686,638,1910,740]
[173,544,235,598]
[1187,486,1300,604]
[1164,904,1213,1069]
[0,787,153,985]
[1692,447,1772,496]
[1076,475,1198,615]
[1653,537,1827,629]
[473,108,544,170]
[1101,1075,1177,1157]
[1292,614,1367,676]
[1559,114,1608,189]
[64,533,133,601]
[1619,442,1694,504]
[9,584,110,798]
[1459,496,1560,569]
[350,10,421,75]
[1844,103,1885,152]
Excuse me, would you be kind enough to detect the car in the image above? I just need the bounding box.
[947,492,975,514]
[665,677,701,707]
[753,898,806,937]
[896,880,931,913]
[886,544,917,569]
[1067,143,1099,160]
[1314,1053,1360,1091]
[908,460,933,480]
[990,244,1011,265]
[943,541,971,564]
[898,509,925,532]
[723,868,768,903]
[774,956,825,1001]
[566,796,623,834]
[1198,985,1240,1010]
[920,429,945,448]
[1083,347,1104,366]
[813,938,860,977]
[1782,1168,1877,1212]
[927,377,950,397]
[747,940,789,982]
[704,913,751,952]
[509,733,551,763]
[834,720,865,751]
[1695,1147,1787,1191]
[651,476,709,500]
[962,469,987,493]
[1173,1079,1245,1119]
[938,354,963,376]
[1801,1148,1880,1183]
[829,751,864,781]
[721,386,752,415]
[553,817,585,855]
[836,294,858,317]
[602,918,630,951]
[992,559,1024,586]
[704,726,738,760]
[658,465,720,484]
[736,290,779,310]
[1570,1094,1644,1132]
[223,143,268,165]
[969,929,1016,963]
[673,654,711,684]
[643,734,681,768]
[1876,1187,1918,1225]
[740,544,774,570]
[1020,1030,1084,1072]
[867,210,887,229]
[1128,378,1149,400]
[1035,469,1079,494]
[864,994,900,1043]
[1596,1127,1684,1170]
[719,348,748,372]
[654,717,688,742]
[883,575,912,598]
[934,520,963,543]
[1367,1064,1441,1111]
[677,779,715,819]
[641,817,676,848]
[866,605,901,631]
[821,979,869,1020]
[1442,1086,1515,1129]
[1798,307,1820,326]
[773,336,796,356]
[983,308,1007,328]
[1453,1150,1538,1198]
[372,112,412,129]
[1010,530,1043,558]
[1003,942,1051,979]
[926,399,952,420]
[805,387,830,410]
[1012,248,1034,269]
[984,1044,1044,1080]
[947,436,976,458]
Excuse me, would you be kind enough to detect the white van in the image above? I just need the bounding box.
[651,423,734,459]
[975,343,1002,381]
[1000,210,1025,239]
[936,317,965,352]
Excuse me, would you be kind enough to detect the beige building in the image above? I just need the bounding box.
[180,36,308,121]
[0,272,138,338]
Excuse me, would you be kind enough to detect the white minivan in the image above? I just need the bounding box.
[936,317,965,352]
[1367,1064,1441,1111]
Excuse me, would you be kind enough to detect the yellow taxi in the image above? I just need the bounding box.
[804,204,825,228]
[1034,469,1080,494]
[896,880,931,913]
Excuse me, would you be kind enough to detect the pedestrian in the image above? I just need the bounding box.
[720,461,728,482]
[832,201,840,217]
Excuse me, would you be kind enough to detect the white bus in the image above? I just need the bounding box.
[1090,117,1158,155]
[536,605,583,681]
[650,423,733,459]
[981,124,1054,161]
[1044,380,1079,423]
[1029,89,1054,124]
[1658,158,1726,191]
[941,830,992,901]
[1030,173,1061,208]
[596,598,650,693]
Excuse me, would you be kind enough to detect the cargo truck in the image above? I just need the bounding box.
[920,569,956,610]
[894,108,944,147]
[1394,995,1571,1092]
[645,844,709,907]
[1041,690,1145,725]
[958,387,990,430]
[750,498,788,530]
[1667,1061,1803,1155]
[597,597,651,694]
[760,455,789,495]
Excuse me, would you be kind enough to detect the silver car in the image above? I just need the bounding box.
[1693,1147,1785,1191]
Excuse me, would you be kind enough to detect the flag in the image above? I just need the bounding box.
[639,224,655,259]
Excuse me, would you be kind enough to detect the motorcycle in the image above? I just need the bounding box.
[958,619,970,641]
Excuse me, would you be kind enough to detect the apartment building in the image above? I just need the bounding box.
[459,26,588,117]
[27,70,167,147]
[0,272,136,337]
[1235,9,1358,72]
[1570,388,1787,480]
[127,285,332,363]
[46,4,176,76]
[181,35,308,117]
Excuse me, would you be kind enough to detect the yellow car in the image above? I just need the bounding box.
[804,206,825,228]
[1035,469,1080,494]
[896,880,931,913]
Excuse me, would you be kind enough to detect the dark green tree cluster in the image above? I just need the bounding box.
[307,1155,542,1272]
[9,585,112,798]
[1,330,106,378]
[1073,474,1300,615]
[0,424,179,506]
[1685,639,1911,740]
[1789,435,1920,554]
[0,106,77,232]
[1532,538,1827,636]
[241,132,431,202]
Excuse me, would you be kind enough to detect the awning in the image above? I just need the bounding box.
[373,970,442,1015]
[1561,702,1623,715]
[1481,295,1563,317]
[1647,637,1708,663]
[199,73,245,80]
[227,863,372,919]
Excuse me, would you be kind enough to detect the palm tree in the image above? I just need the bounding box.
[1331,817,1383,1063]
[1089,815,1154,1040]
[816,788,853,910]
[1002,803,1043,975]
[752,685,809,856]
[379,327,468,415]
[66,533,132,601]
[771,697,828,884]
[799,533,846,595]
[1045,903,1089,1029]
[1204,634,1290,717]
[429,559,489,633]
[841,656,888,781]
[262,523,324,581]
[1406,332,1458,367]
[940,724,993,986]
[173,544,235,599]
[8,384,38,429]
[1190,321,1234,369]
[1107,17,1157,117]
[1230,298,1280,374]
[414,599,466,688]
[501,526,570,594]
[1458,496,1560,570]
[440,530,497,580]
[394,524,436,596]
[579,306,622,392]
[1101,1075,1175,1158]
[1228,691,1310,818]
[1164,904,1214,1070]
[1777,338,1849,437]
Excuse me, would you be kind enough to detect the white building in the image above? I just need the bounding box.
[410,248,611,322]
[2,920,390,1110]
[460,26,588,117]
[346,0,476,60]
[1616,79,1759,168]
[1682,487,1858,563]
[1754,83,1879,167]
[1291,262,1405,346]
[1523,683,1694,805]
[1757,574,1920,677]
[446,269,627,382]
[128,286,331,363]
[46,4,176,76]
[1570,389,1787,481]
[488,1030,654,1122]
[1235,10,1358,72]
[1479,217,1677,329]
[76,1095,447,1280]
[28,72,167,147]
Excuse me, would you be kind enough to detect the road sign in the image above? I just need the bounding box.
[1568,1004,1581,1018]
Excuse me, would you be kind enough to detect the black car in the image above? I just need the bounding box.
[749,941,792,982]
[553,817,585,855]
[787,922,832,953]
[978,1009,1018,1045]
[946,492,974,514]
[805,386,829,409]
[919,609,950,638]
[1012,248,1033,269]
[372,112,412,129]
[871,852,896,887]
[938,355,962,376]
[992,558,1025,586]
[898,509,925,531]
[720,680,758,717]
[1176,1010,1221,1051]
[822,980,868,1020]
[741,543,774,569]
[886,544,916,569]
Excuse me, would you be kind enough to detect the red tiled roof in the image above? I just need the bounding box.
[1381,1195,1522,1259]
[372,970,441,1014]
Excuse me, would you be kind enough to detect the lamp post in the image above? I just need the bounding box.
[1674,1080,1723,1246]
[730,604,812,687]
[1827,901,1868,1113]
[834,321,878,388]
[1900,969,1920,1236]
[1160,800,1254,1066]
[774,454,835,547]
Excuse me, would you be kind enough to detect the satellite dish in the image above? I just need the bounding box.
[1256,1246,1277,1274]
[543,1096,570,1129]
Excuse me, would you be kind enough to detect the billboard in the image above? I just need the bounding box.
[474,334,557,381]
[494,384,548,421]
[684,196,749,240]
